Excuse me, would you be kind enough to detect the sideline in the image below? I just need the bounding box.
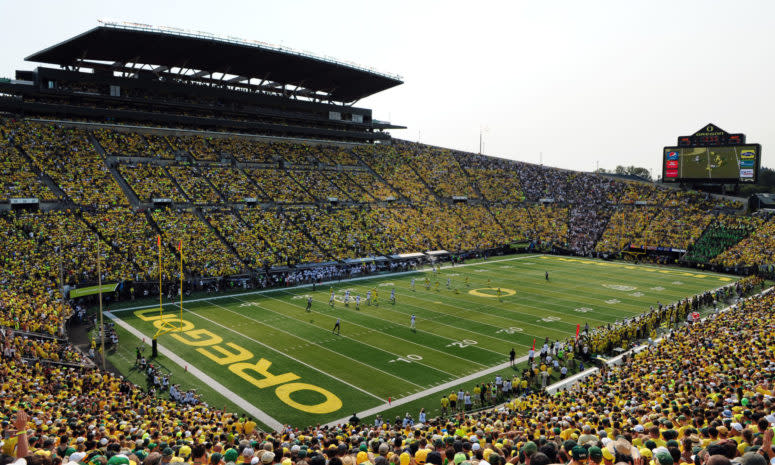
[171,303,386,402]
[105,311,285,431]
[546,286,772,394]
[326,286,770,427]
[323,355,528,428]
[537,255,737,281]
[109,254,540,313]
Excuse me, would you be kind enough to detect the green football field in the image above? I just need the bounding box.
[106,254,736,429]
[677,146,741,179]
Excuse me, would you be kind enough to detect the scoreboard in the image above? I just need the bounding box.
[663,124,761,184]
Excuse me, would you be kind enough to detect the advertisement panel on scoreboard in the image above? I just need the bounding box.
[662,144,761,183]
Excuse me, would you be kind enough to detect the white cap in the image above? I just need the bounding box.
[69,452,87,463]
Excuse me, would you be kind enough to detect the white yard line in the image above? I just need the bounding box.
[204,299,427,389]
[323,355,527,428]
[106,311,284,431]
[110,255,541,313]
[536,255,737,279]
[105,255,542,428]
[277,288,536,348]
[233,292,494,368]
[106,254,739,431]
[175,304,385,403]
[325,284,763,428]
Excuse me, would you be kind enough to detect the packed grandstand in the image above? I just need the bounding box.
[0,21,774,465]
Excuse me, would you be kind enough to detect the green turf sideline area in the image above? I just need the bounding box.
[106,254,736,428]
[104,323,275,432]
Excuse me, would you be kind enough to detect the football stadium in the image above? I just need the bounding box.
[1,7,774,465]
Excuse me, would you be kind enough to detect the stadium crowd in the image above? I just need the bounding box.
[399,143,479,199]
[9,120,127,207]
[355,145,435,203]
[201,168,263,203]
[1,281,772,465]
[578,277,762,356]
[1,117,772,281]
[712,217,775,269]
[245,169,315,203]
[167,166,223,204]
[118,164,187,203]
[0,136,57,202]
[93,129,149,157]
[595,208,658,254]
[212,137,275,164]
[632,206,713,252]
[152,209,244,276]
[1,117,775,465]
[684,217,763,264]
[0,327,84,364]
[568,207,610,256]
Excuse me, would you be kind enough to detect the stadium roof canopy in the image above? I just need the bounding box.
[25,21,403,102]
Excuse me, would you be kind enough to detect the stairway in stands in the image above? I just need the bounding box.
[88,132,141,207]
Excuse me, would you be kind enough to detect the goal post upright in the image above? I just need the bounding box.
[158,235,162,321]
[153,237,185,340]
[179,239,183,331]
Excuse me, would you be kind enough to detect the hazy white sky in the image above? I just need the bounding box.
[1,0,773,175]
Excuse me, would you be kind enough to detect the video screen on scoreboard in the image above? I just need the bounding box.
[662,145,760,183]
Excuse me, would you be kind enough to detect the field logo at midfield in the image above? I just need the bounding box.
[602,284,636,291]
[132,309,342,415]
[468,288,516,298]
